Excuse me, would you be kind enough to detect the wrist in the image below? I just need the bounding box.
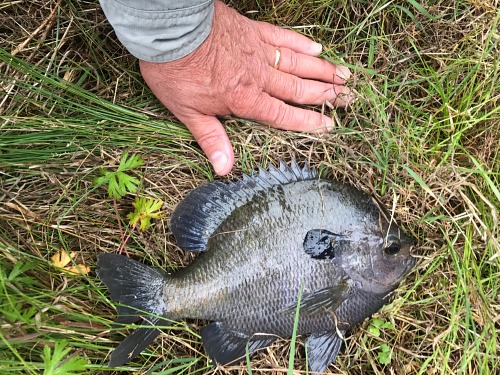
[100,0,215,62]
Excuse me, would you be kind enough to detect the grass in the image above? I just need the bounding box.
[1,0,499,374]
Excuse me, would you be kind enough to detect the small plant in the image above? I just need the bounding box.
[93,151,144,200]
[93,151,163,255]
[368,317,395,365]
[127,196,164,231]
[368,317,395,337]
[377,343,392,365]
[41,340,87,375]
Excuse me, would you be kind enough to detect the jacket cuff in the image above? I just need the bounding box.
[99,0,214,62]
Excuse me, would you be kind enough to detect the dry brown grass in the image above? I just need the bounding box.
[1,0,499,374]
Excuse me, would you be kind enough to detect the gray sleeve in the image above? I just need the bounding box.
[99,0,214,62]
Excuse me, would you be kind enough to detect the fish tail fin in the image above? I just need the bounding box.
[108,316,164,367]
[96,253,170,367]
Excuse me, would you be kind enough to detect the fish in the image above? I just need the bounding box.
[96,160,416,372]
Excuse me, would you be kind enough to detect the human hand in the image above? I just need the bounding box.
[140,0,352,175]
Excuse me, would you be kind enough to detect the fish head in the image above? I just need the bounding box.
[334,218,416,295]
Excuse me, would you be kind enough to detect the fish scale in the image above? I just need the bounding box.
[97,161,416,372]
[166,183,335,316]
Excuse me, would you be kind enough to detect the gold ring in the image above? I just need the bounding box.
[274,47,281,70]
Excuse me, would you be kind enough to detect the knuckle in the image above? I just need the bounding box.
[229,83,261,116]
[272,26,287,44]
[322,60,336,80]
[264,101,289,126]
[287,52,300,74]
[195,129,222,150]
[289,77,305,103]
[226,73,244,93]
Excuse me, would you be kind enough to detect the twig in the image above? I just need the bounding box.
[10,0,63,57]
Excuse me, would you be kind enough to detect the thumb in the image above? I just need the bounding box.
[181,115,235,176]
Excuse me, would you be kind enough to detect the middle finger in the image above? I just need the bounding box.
[269,46,351,85]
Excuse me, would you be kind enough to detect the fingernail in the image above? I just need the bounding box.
[322,117,334,132]
[336,65,351,81]
[209,151,228,174]
[335,86,355,107]
[312,42,322,55]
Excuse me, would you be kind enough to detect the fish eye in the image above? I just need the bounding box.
[384,235,401,255]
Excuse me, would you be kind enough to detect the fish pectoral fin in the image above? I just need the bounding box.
[306,329,346,373]
[109,316,166,367]
[201,322,277,366]
[303,229,348,260]
[281,279,350,316]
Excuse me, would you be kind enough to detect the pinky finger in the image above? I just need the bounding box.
[257,22,323,56]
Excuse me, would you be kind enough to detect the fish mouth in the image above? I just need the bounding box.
[408,247,418,269]
[396,247,418,282]
[404,256,417,277]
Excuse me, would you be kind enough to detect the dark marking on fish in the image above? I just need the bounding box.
[303,229,347,259]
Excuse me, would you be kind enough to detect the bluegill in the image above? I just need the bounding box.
[97,161,416,372]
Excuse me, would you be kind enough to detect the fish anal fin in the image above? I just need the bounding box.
[282,280,350,316]
[201,322,276,366]
[306,330,345,373]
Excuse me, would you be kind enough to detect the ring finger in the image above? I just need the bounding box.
[264,68,352,107]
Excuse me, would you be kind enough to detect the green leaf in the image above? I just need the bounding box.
[369,318,395,337]
[369,325,381,337]
[92,151,144,199]
[117,151,143,171]
[288,279,304,375]
[369,318,382,336]
[377,343,392,365]
[8,261,33,281]
[371,318,384,328]
[127,197,164,231]
[406,0,437,21]
[382,321,395,330]
[42,340,87,375]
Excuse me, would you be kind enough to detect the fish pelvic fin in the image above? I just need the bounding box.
[96,253,170,366]
[170,159,317,252]
[306,330,345,373]
[201,322,277,366]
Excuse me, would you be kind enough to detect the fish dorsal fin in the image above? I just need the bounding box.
[170,160,317,252]
[306,329,345,373]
